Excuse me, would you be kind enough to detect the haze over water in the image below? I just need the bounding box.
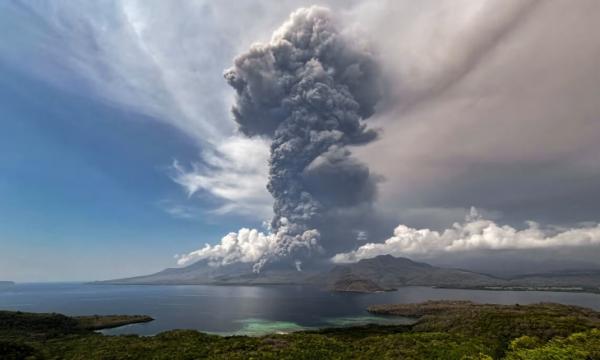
[1,283,599,336]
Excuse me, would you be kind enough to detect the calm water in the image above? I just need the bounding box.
[1,283,599,336]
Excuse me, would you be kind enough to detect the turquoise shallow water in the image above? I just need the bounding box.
[1,283,599,336]
[215,315,416,336]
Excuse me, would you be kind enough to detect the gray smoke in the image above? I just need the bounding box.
[224,6,382,268]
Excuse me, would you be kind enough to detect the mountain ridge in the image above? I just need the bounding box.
[96,255,600,293]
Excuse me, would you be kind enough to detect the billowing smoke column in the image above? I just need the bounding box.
[223,6,382,269]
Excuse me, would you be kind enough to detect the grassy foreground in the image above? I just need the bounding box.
[1,301,599,359]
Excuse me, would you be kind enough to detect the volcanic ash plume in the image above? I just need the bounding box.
[223,6,382,269]
[178,6,382,271]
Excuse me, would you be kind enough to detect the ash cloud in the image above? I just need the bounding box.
[220,6,382,269]
[353,0,600,227]
[177,1,600,272]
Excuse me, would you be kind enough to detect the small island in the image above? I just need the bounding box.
[0,281,15,286]
[329,277,396,293]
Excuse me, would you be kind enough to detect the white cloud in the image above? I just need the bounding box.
[176,228,276,267]
[176,221,320,272]
[171,136,272,219]
[332,208,600,263]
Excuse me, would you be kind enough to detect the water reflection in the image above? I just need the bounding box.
[1,283,598,336]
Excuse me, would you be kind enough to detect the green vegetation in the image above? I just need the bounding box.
[0,311,152,338]
[74,315,153,330]
[369,301,600,358]
[506,329,600,359]
[0,311,84,340]
[1,301,599,359]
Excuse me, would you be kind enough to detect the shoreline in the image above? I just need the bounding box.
[90,282,600,295]
[434,285,600,295]
[1,301,599,358]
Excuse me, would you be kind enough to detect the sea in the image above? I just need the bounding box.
[1,283,599,336]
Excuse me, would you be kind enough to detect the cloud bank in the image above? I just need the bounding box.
[332,208,600,263]
[176,223,320,272]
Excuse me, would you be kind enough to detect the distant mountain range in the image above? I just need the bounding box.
[98,255,600,293]
[0,281,15,286]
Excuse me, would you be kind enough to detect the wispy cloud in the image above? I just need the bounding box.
[1,1,237,143]
[158,200,204,220]
[1,1,277,218]
[171,136,272,219]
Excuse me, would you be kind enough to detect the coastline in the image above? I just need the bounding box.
[92,281,600,295]
[2,301,599,358]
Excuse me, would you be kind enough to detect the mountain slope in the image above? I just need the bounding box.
[98,260,316,285]
[99,255,502,290]
[98,255,600,293]
[322,255,503,291]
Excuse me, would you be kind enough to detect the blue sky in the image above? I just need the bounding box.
[0,60,262,281]
[0,1,279,281]
[2,0,600,280]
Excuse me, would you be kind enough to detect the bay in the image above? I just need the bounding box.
[1,283,598,336]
